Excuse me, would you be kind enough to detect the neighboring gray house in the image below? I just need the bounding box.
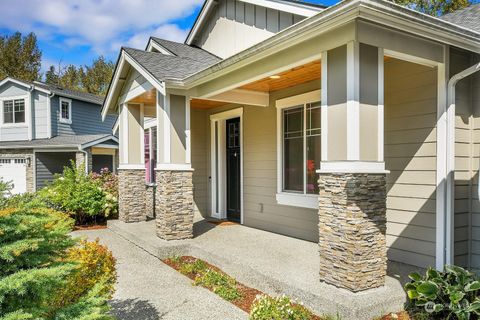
[0,77,118,194]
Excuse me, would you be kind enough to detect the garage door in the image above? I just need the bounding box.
[0,158,27,195]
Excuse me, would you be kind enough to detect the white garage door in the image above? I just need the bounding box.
[0,158,27,195]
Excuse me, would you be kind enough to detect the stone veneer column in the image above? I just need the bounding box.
[118,169,147,223]
[318,173,387,292]
[155,170,194,240]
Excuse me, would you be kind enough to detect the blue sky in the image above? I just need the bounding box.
[0,0,338,74]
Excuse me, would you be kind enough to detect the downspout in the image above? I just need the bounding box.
[445,62,480,266]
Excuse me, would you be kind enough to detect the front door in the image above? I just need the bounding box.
[226,117,241,222]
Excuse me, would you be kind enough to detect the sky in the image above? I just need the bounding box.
[0,0,338,74]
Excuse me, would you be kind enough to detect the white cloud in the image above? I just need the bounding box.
[0,0,202,54]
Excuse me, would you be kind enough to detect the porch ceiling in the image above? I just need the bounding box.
[191,99,228,109]
[130,88,156,106]
[239,60,321,93]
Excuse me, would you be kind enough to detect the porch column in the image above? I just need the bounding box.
[118,103,147,223]
[318,42,387,292]
[155,90,194,240]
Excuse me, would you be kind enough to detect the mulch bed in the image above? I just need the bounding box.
[163,256,321,319]
[73,222,107,231]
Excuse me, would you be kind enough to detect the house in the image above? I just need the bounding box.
[102,0,480,293]
[0,77,118,194]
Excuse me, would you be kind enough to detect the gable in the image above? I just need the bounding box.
[0,82,29,98]
[190,0,309,59]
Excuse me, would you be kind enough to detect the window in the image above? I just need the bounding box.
[276,90,321,209]
[3,99,25,124]
[59,98,72,123]
[282,102,321,194]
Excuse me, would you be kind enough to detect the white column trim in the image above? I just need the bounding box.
[163,94,171,163]
[346,41,360,160]
[121,103,129,164]
[317,161,387,174]
[185,96,191,164]
[378,47,385,162]
[140,104,145,164]
[46,94,52,138]
[436,60,448,270]
[27,91,33,140]
[156,90,161,166]
[321,51,328,161]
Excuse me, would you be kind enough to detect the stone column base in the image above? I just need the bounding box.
[155,170,194,240]
[318,173,387,292]
[118,169,147,223]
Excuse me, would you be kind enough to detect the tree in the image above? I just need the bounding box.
[81,56,114,96]
[391,0,473,16]
[44,65,60,86]
[45,56,114,96]
[0,32,42,82]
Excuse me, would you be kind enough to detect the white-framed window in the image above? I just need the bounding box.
[2,98,25,124]
[59,98,72,124]
[276,90,321,209]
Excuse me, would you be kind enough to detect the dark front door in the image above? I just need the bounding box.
[226,117,241,222]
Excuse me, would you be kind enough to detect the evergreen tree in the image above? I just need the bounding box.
[44,65,59,86]
[81,56,114,96]
[0,32,41,82]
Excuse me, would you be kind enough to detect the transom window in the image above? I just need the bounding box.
[3,99,25,124]
[282,101,321,195]
[59,98,72,123]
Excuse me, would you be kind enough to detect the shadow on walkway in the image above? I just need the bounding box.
[110,298,159,320]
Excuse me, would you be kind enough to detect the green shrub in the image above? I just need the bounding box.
[249,295,314,320]
[405,265,480,320]
[194,269,241,301]
[0,207,115,319]
[5,193,51,211]
[39,162,117,224]
[178,259,208,275]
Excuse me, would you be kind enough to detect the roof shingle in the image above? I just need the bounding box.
[440,4,480,33]
[150,37,221,65]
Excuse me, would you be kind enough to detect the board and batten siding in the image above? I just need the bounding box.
[192,0,305,59]
[0,83,29,141]
[50,96,116,136]
[32,91,49,139]
[384,58,438,268]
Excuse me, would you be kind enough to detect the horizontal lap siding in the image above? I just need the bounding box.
[35,152,76,189]
[0,83,29,141]
[384,58,437,268]
[191,108,208,217]
[469,52,480,272]
[451,49,473,268]
[242,81,320,242]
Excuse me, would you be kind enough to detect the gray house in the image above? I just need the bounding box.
[0,77,118,194]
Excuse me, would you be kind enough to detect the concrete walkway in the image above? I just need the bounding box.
[107,218,420,319]
[72,229,247,320]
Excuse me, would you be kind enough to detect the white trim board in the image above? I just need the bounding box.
[209,107,244,224]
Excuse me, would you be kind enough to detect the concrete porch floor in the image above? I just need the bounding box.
[108,217,421,319]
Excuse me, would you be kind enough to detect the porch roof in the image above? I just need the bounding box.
[0,134,118,150]
[440,3,480,33]
[149,37,221,64]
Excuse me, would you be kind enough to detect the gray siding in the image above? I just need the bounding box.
[193,0,305,58]
[35,152,76,189]
[51,95,116,136]
[32,91,49,139]
[0,83,29,141]
[450,47,480,273]
[384,58,438,268]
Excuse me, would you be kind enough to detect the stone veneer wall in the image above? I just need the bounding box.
[0,149,34,192]
[318,173,387,292]
[118,169,147,223]
[145,185,156,219]
[155,170,194,240]
[75,149,92,172]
